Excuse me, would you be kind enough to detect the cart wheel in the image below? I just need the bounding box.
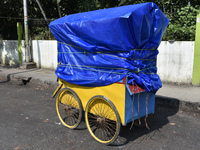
[56,88,82,129]
[85,96,121,145]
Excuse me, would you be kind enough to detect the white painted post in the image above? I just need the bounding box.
[23,0,30,62]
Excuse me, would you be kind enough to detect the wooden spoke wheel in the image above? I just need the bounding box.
[85,96,121,145]
[56,88,82,129]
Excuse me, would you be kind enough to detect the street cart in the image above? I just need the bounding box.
[50,2,169,145]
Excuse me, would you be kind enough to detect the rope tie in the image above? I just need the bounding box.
[57,64,157,75]
[130,80,135,130]
[58,41,157,51]
[145,93,150,130]
[137,86,141,125]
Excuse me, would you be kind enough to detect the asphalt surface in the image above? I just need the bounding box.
[0,76,200,150]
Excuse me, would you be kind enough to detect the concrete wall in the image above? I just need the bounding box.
[0,40,195,84]
[31,40,57,69]
[0,40,57,69]
[157,41,194,84]
[0,40,25,66]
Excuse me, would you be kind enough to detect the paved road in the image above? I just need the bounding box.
[0,77,200,150]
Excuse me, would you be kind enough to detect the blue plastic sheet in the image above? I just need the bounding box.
[49,2,169,92]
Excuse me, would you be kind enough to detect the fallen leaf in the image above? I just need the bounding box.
[43,119,49,122]
[169,123,176,125]
[14,146,20,150]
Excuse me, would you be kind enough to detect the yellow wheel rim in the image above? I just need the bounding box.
[56,88,82,129]
[85,96,120,144]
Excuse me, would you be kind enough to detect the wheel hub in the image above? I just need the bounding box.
[97,117,105,124]
[64,105,72,111]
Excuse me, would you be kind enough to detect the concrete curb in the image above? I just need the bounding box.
[156,95,200,113]
[0,70,59,89]
[1,70,199,113]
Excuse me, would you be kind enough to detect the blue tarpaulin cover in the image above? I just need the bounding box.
[49,2,169,92]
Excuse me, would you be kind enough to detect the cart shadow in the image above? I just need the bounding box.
[66,96,180,146]
[76,117,87,130]
[111,96,180,146]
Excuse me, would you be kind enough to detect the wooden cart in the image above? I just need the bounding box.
[52,77,155,145]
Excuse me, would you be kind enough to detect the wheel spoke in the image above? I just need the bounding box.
[103,122,116,136]
[86,96,120,144]
[101,121,115,140]
[104,122,117,132]
[100,124,110,140]
[104,110,114,119]
[88,113,97,119]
